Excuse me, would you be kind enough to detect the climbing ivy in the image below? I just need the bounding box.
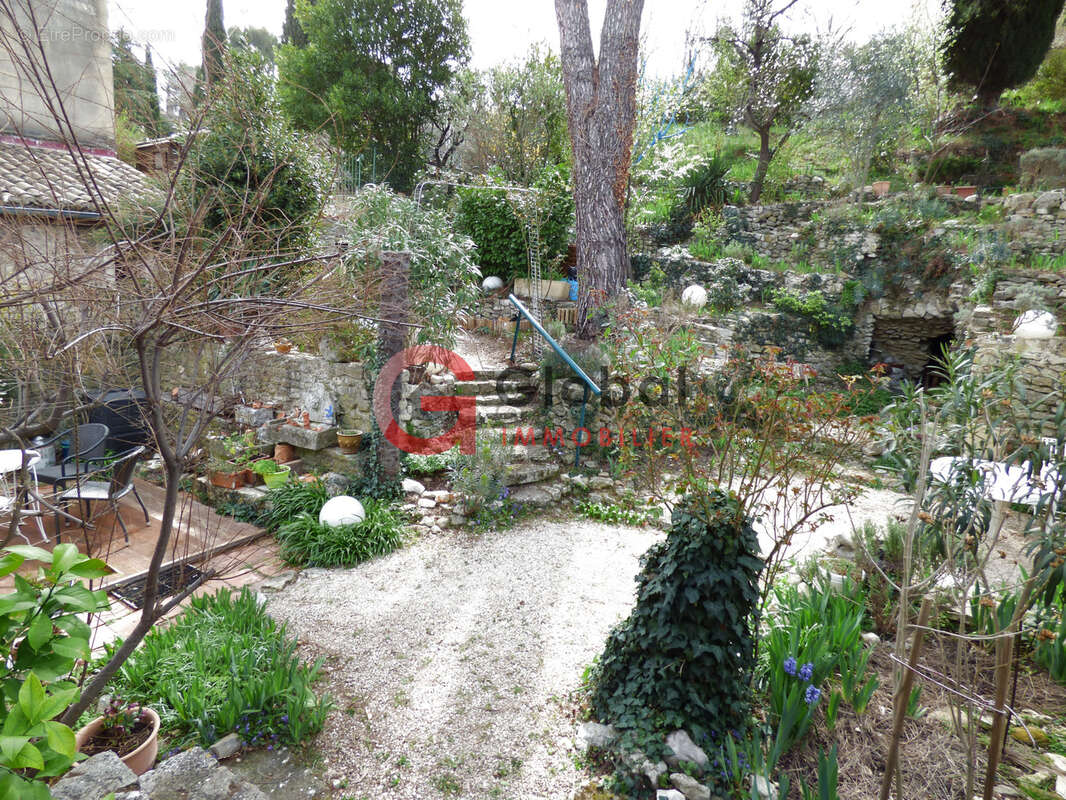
[590,492,764,747]
[768,287,856,348]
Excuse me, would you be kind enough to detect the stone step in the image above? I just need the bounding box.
[503,460,561,486]
[448,377,540,396]
[475,404,540,424]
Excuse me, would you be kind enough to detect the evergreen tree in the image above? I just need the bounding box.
[943,0,1066,106]
[112,29,161,136]
[277,0,468,192]
[202,0,227,93]
[281,0,308,48]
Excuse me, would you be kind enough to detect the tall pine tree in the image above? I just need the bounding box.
[943,0,1066,105]
[112,29,161,135]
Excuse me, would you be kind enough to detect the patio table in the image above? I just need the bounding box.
[0,448,45,543]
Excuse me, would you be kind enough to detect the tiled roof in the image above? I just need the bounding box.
[0,140,149,215]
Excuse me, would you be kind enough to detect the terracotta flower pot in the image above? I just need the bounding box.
[954,185,977,199]
[76,707,160,776]
[337,429,363,454]
[209,470,244,490]
[274,341,292,354]
[274,443,295,463]
[871,180,891,198]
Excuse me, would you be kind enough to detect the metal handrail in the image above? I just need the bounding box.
[507,295,601,396]
[507,294,600,469]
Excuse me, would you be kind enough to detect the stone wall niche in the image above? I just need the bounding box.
[868,315,957,384]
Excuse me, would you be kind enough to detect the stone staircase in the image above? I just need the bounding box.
[417,362,565,489]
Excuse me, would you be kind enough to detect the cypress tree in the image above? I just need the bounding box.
[282,0,308,48]
[943,0,1066,106]
[202,0,227,93]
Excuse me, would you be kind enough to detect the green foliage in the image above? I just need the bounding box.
[228,26,277,66]
[343,184,481,348]
[275,500,404,567]
[0,545,112,797]
[403,448,461,476]
[455,165,573,281]
[278,0,469,191]
[108,588,331,748]
[759,576,876,755]
[112,29,162,136]
[943,0,1066,105]
[800,745,840,800]
[768,288,856,348]
[114,111,146,168]
[473,44,570,183]
[202,0,227,92]
[576,500,662,527]
[263,479,329,531]
[677,152,730,216]
[590,493,764,741]
[448,436,511,515]
[191,49,325,255]
[1022,48,1066,104]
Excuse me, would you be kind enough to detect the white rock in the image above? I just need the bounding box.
[1013,310,1058,340]
[401,477,425,495]
[575,721,618,750]
[482,275,504,291]
[665,730,709,770]
[862,631,881,646]
[657,791,686,800]
[753,775,778,800]
[318,496,366,527]
[418,497,437,509]
[1046,752,1066,773]
[670,773,711,800]
[681,284,708,308]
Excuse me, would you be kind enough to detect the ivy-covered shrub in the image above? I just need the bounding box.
[769,288,856,348]
[590,492,764,743]
[455,164,573,280]
[343,184,482,348]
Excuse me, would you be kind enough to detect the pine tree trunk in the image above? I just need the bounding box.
[555,0,644,338]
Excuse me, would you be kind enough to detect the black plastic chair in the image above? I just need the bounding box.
[34,423,110,487]
[57,446,149,545]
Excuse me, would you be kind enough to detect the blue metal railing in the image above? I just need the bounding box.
[507,294,601,469]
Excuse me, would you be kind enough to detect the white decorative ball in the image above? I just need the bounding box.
[681,284,708,309]
[1013,309,1058,340]
[318,496,366,527]
[482,275,504,292]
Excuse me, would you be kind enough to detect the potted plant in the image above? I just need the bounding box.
[263,464,292,489]
[208,454,244,489]
[250,458,280,486]
[76,697,160,776]
[337,428,363,454]
[954,185,977,199]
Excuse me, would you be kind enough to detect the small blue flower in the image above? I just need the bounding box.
[783,657,797,676]
[280,715,288,723]
[805,685,821,705]
[798,662,814,682]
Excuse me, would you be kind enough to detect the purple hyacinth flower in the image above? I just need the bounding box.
[805,685,821,705]
[798,662,814,682]
[783,656,797,676]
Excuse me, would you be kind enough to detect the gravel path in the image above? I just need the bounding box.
[265,520,663,799]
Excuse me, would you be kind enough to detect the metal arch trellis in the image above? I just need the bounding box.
[413,179,548,358]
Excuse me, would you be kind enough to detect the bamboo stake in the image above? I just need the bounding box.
[880,597,933,800]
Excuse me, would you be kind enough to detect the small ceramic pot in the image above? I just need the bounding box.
[337,430,363,454]
[209,470,243,490]
[263,465,292,489]
[76,707,160,776]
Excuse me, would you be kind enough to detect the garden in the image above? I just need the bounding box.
[2,0,1066,798]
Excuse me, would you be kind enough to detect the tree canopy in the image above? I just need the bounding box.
[112,29,162,136]
[943,0,1066,106]
[278,0,469,192]
[202,0,227,93]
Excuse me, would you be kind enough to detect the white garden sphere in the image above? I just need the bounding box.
[1013,309,1058,340]
[319,496,366,527]
[681,284,708,309]
[482,275,504,292]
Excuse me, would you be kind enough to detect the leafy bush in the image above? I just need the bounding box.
[344,184,482,347]
[769,288,856,348]
[275,499,404,567]
[448,435,511,514]
[191,49,325,254]
[0,545,111,797]
[455,164,573,281]
[576,500,662,527]
[590,492,763,744]
[263,479,329,531]
[108,588,331,748]
[403,448,461,476]
[676,151,730,216]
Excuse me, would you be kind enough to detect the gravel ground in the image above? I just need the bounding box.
[265,519,663,799]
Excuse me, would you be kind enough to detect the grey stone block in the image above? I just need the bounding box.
[52,751,138,800]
